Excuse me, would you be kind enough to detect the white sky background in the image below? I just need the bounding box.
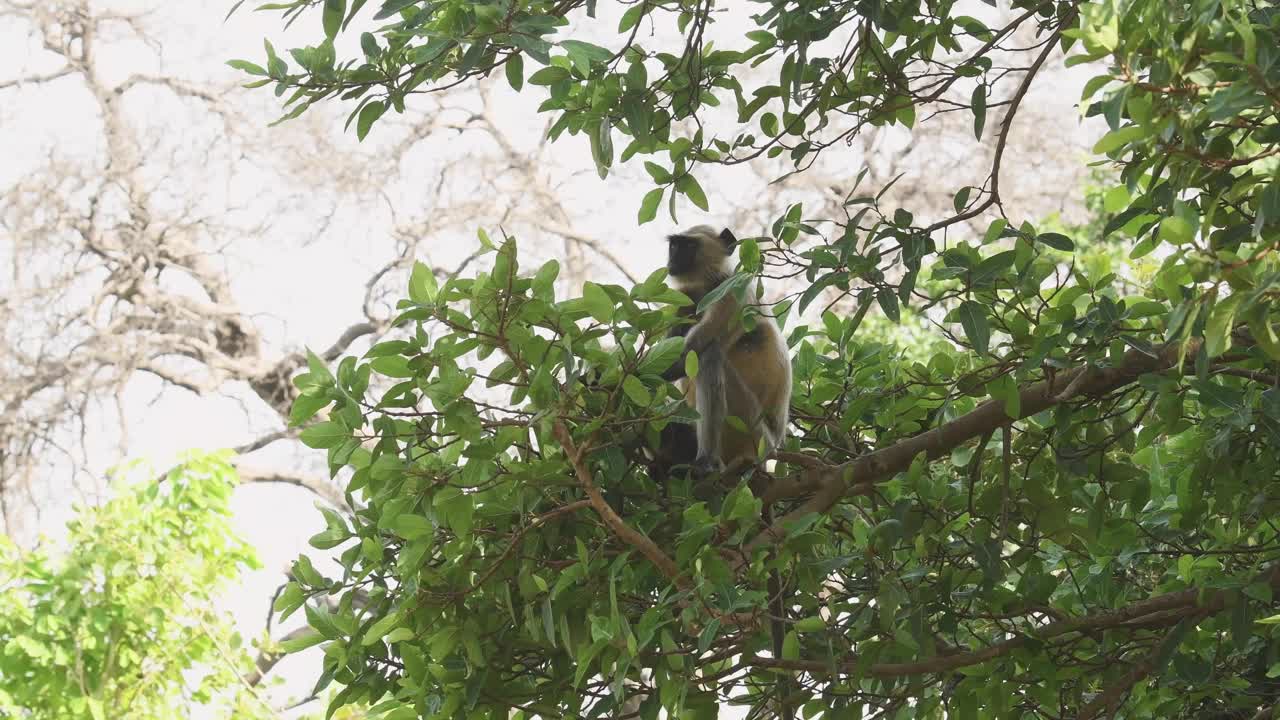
[0,0,1105,715]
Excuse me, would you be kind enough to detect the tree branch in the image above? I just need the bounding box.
[1077,646,1159,720]
[744,562,1278,679]
[243,626,317,687]
[553,420,687,589]
[233,462,350,511]
[742,339,1201,565]
[320,321,381,362]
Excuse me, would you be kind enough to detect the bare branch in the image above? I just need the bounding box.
[232,462,350,511]
[243,626,318,687]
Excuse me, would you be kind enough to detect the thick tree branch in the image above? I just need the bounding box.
[320,321,381,361]
[744,340,1202,565]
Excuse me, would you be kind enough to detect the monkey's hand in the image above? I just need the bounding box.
[683,325,711,355]
[684,296,741,356]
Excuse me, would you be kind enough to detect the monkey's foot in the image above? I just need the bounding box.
[691,456,725,479]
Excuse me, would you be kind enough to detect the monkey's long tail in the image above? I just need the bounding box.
[764,504,794,720]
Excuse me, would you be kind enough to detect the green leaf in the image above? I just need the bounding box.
[971,84,987,139]
[370,355,414,378]
[300,421,348,449]
[685,350,699,379]
[1159,216,1196,245]
[309,527,348,550]
[676,174,709,211]
[781,631,800,660]
[281,629,326,653]
[356,101,386,141]
[360,32,380,59]
[274,582,305,617]
[1104,206,1150,237]
[622,375,652,406]
[643,161,671,183]
[373,0,417,20]
[619,4,645,31]
[528,66,571,85]
[227,59,268,76]
[542,597,556,645]
[582,282,615,323]
[533,258,560,297]
[409,260,439,304]
[322,0,345,39]
[1153,619,1194,672]
[794,616,825,633]
[390,514,433,540]
[1092,125,1145,155]
[876,288,900,322]
[589,117,614,179]
[290,394,329,426]
[972,250,1016,284]
[560,40,613,71]
[983,218,1007,245]
[638,337,685,376]
[1205,295,1240,358]
[761,112,779,136]
[385,627,415,644]
[363,612,402,645]
[638,187,663,224]
[1036,232,1074,251]
[505,53,524,91]
[306,348,335,385]
[956,301,991,355]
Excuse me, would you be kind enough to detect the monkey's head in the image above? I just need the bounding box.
[666,225,738,287]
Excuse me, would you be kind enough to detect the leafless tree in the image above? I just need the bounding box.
[0,0,655,535]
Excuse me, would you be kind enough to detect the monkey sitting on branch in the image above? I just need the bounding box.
[653,225,792,480]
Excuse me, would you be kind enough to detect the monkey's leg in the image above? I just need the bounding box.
[651,421,697,489]
[693,341,727,474]
[723,363,766,429]
[723,361,789,463]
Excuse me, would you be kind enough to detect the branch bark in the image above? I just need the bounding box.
[553,420,688,589]
[243,626,318,687]
[741,340,1202,565]
[233,462,350,511]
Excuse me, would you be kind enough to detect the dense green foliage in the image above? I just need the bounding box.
[0,455,268,719]
[240,0,1280,718]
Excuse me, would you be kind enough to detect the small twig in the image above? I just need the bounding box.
[442,499,592,599]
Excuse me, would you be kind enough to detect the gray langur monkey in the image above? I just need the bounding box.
[658,225,792,476]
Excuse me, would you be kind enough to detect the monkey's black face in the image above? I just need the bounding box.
[667,235,699,278]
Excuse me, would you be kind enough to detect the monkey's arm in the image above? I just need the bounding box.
[662,296,742,382]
